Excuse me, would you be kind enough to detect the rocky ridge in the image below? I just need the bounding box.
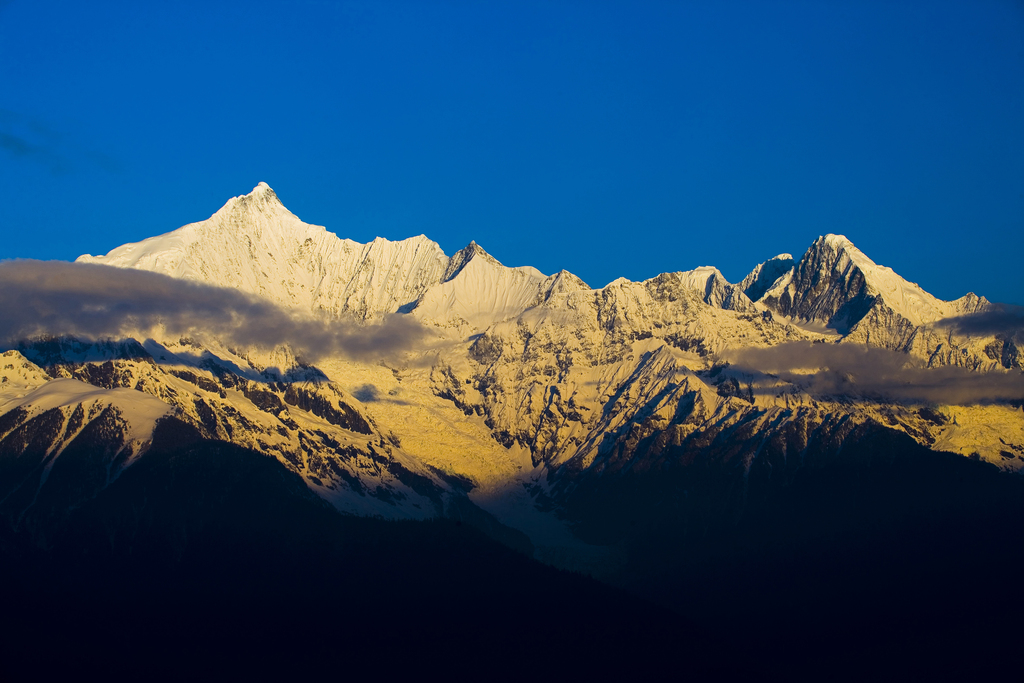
[3,183,1018,564]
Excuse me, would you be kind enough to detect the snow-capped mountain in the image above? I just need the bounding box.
[737,253,794,302]
[3,183,1020,570]
[758,234,990,336]
[78,183,450,320]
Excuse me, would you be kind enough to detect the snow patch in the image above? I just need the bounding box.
[1,378,172,442]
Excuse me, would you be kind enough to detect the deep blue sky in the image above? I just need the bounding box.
[1,0,1022,304]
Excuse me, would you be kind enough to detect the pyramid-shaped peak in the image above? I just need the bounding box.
[551,269,590,290]
[442,240,503,282]
[235,181,282,205]
[801,234,877,271]
[210,182,293,226]
[814,234,861,253]
[739,253,796,303]
[463,240,503,264]
[762,233,968,329]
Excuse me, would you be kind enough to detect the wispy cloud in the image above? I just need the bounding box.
[0,260,429,362]
[0,112,67,173]
[0,109,120,174]
[933,304,1024,338]
[724,341,1024,405]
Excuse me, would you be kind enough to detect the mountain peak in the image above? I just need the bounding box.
[761,233,979,330]
[461,240,491,257]
[805,234,863,262]
[739,253,795,303]
[442,241,503,282]
[820,233,854,248]
[245,181,278,200]
[229,181,283,210]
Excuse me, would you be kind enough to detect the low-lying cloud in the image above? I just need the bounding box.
[724,341,1024,405]
[934,304,1024,338]
[0,260,429,362]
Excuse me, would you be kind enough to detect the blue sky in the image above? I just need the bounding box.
[1,0,1022,304]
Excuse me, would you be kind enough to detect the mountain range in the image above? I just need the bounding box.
[2,182,1022,677]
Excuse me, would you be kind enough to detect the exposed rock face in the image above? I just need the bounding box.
[1,183,1017,560]
[738,253,794,302]
[761,235,878,331]
[665,267,757,313]
[752,234,1003,371]
[0,345,460,532]
[759,235,992,327]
